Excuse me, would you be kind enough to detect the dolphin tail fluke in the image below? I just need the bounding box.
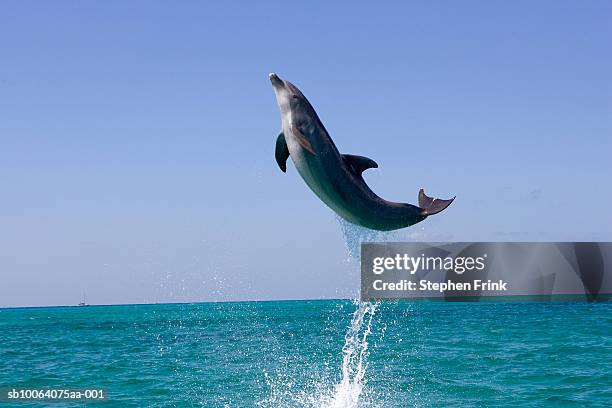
[418,189,455,216]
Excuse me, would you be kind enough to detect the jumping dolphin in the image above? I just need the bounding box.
[269,73,454,231]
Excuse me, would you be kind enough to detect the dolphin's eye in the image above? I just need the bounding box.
[292,94,298,99]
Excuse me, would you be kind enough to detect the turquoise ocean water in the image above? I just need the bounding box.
[1,301,611,407]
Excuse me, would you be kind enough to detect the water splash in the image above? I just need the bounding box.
[258,303,380,408]
[323,216,424,408]
[336,215,416,259]
[324,300,378,408]
[261,217,413,407]
[323,218,397,408]
[330,216,426,407]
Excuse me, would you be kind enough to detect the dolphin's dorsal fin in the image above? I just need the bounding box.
[342,154,378,176]
[275,132,289,172]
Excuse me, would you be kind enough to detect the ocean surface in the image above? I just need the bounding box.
[0,301,611,407]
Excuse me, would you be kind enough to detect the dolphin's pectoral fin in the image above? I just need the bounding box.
[342,154,378,176]
[418,189,455,216]
[291,125,316,155]
[275,132,289,172]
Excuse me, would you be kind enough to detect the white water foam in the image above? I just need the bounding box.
[260,216,419,408]
[326,217,426,408]
[259,299,379,408]
[323,300,378,408]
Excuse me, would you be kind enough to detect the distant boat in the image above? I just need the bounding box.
[78,294,89,307]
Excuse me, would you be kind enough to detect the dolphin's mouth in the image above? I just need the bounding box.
[269,72,283,87]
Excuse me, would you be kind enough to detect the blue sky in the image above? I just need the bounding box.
[1,1,610,306]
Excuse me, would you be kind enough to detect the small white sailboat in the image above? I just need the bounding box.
[78,293,89,307]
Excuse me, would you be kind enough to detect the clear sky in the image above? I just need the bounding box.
[1,1,610,307]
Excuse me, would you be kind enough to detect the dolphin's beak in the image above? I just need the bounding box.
[269,72,283,88]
